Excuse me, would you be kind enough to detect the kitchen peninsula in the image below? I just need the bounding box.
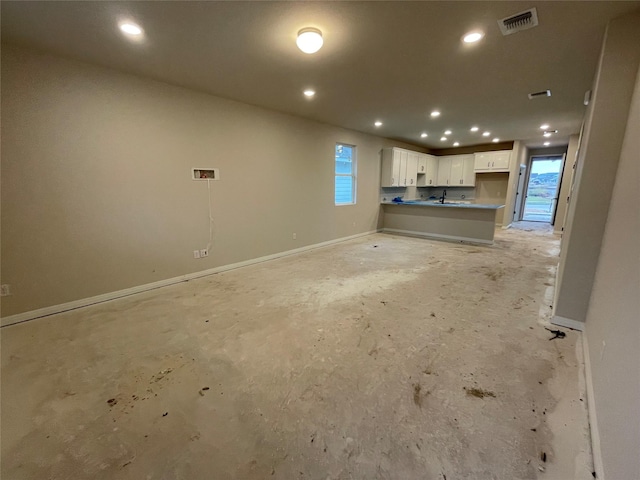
[381,200,505,245]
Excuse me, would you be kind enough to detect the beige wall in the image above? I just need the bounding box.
[584,62,640,480]
[553,12,640,327]
[554,135,579,234]
[474,173,508,225]
[0,45,421,318]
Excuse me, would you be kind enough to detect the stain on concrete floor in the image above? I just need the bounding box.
[1,222,591,479]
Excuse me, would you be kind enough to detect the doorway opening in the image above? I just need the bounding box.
[522,156,564,223]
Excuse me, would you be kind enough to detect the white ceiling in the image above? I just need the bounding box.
[2,1,639,150]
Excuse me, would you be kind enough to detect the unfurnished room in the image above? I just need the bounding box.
[1,2,639,479]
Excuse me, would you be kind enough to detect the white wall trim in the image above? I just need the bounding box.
[583,332,605,480]
[1,230,380,327]
[551,314,585,331]
[382,228,493,245]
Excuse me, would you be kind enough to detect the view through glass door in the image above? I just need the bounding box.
[522,156,563,223]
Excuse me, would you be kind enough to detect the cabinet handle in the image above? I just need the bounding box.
[492,161,494,167]
[411,179,414,184]
[391,178,394,184]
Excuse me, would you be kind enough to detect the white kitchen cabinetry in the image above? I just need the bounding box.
[436,157,452,186]
[405,152,418,186]
[436,155,475,187]
[474,151,512,172]
[417,154,439,186]
[381,148,420,186]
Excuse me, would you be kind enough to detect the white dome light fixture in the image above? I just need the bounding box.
[296,28,323,54]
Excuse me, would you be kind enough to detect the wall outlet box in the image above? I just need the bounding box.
[200,249,208,258]
[1,284,11,296]
[193,250,200,259]
[292,233,297,240]
[192,168,220,181]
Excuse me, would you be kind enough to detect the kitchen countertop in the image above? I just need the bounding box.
[381,200,505,210]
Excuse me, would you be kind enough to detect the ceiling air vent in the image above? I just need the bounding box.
[498,8,539,36]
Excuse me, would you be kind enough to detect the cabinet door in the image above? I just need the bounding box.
[461,155,476,186]
[417,154,427,174]
[491,151,511,171]
[425,155,438,186]
[474,153,492,172]
[436,157,452,186]
[406,152,418,186]
[398,150,409,186]
[380,148,400,187]
[450,156,464,185]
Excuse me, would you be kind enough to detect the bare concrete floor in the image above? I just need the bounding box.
[1,224,592,479]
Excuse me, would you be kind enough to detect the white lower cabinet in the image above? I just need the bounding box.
[474,151,511,172]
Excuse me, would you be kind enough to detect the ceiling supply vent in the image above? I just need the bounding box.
[498,8,539,36]
[528,90,551,100]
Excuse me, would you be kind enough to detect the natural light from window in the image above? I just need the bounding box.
[335,144,356,205]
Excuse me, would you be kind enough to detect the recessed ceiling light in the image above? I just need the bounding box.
[420,133,428,138]
[444,130,452,135]
[540,124,550,130]
[470,126,479,132]
[482,131,490,137]
[543,132,551,137]
[296,28,323,54]
[492,138,500,143]
[462,31,484,43]
[453,142,460,147]
[430,111,441,118]
[119,22,143,36]
[544,141,550,146]
[303,89,315,98]
[440,137,447,141]
[374,121,383,127]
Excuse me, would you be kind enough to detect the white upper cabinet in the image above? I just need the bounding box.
[436,155,475,186]
[406,152,419,186]
[417,154,438,186]
[436,157,452,186]
[474,151,512,172]
[381,148,419,187]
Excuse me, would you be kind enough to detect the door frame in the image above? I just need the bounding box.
[522,154,566,224]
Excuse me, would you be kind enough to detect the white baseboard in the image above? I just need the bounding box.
[382,228,493,245]
[551,314,585,331]
[1,230,380,327]
[583,332,604,479]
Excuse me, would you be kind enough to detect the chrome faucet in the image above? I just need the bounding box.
[440,189,447,204]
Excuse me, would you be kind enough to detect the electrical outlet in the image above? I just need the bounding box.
[1,284,11,296]
[292,233,297,240]
[200,249,208,258]
[193,250,200,259]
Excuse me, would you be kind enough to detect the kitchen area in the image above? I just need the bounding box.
[379,147,512,244]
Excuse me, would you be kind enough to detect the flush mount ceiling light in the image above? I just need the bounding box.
[482,131,490,137]
[462,31,484,43]
[544,141,551,146]
[440,137,447,141]
[296,28,323,54]
[303,89,315,98]
[421,133,428,138]
[470,126,479,132]
[453,142,460,147]
[119,22,143,36]
[540,124,550,130]
[444,130,452,135]
[374,121,383,127]
[430,110,441,118]
[492,138,500,143]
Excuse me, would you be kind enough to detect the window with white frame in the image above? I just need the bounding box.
[335,143,356,205]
